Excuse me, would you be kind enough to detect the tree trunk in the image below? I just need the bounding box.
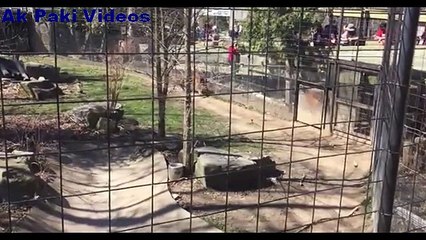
[154,8,166,138]
[48,22,55,53]
[182,8,193,172]
[158,95,166,138]
[127,7,134,37]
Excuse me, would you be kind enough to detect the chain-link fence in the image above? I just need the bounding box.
[0,7,425,233]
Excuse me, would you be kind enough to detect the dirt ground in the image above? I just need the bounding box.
[1,140,218,233]
[170,96,374,232]
[1,62,374,232]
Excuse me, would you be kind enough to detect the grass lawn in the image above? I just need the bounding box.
[3,55,265,153]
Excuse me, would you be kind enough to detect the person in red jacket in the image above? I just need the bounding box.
[228,43,240,65]
[228,43,240,73]
[374,23,386,44]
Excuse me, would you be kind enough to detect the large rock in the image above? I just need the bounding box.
[0,166,40,202]
[128,128,157,143]
[193,147,282,191]
[156,134,183,152]
[25,63,61,82]
[70,102,123,129]
[96,117,117,132]
[19,79,64,100]
[0,57,28,80]
[118,117,140,131]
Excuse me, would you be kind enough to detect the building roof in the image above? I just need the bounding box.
[332,9,426,23]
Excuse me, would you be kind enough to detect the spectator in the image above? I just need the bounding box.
[228,43,240,72]
[212,24,218,34]
[237,24,243,35]
[204,23,212,40]
[311,22,323,46]
[234,25,240,39]
[322,19,339,39]
[375,22,386,44]
[195,26,202,40]
[340,23,357,45]
[229,28,236,39]
[421,31,426,45]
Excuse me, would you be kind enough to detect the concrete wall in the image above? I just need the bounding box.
[297,87,334,133]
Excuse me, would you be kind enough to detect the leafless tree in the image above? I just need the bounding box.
[147,8,202,138]
[182,7,193,172]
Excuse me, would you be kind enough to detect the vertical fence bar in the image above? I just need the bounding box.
[150,7,157,233]
[247,7,254,106]
[255,7,271,233]
[224,8,236,233]
[362,8,397,232]
[309,7,345,232]
[373,7,420,233]
[336,7,364,232]
[328,7,345,134]
[283,7,304,232]
[190,7,197,232]
[0,32,12,236]
[51,6,65,233]
[103,8,113,232]
[371,8,397,231]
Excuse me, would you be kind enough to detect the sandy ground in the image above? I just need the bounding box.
[3,91,374,233]
[1,57,374,232]
[170,95,374,232]
[9,142,219,233]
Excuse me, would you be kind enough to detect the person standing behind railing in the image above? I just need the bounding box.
[421,31,426,45]
[340,23,357,45]
[311,23,323,46]
[374,22,386,44]
[228,43,240,74]
[322,19,339,45]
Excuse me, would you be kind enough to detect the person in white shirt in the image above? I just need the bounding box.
[340,23,357,45]
[237,24,243,35]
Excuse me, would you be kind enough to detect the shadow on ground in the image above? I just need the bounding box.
[7,140,219,233]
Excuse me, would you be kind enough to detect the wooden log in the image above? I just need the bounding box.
[0,150,34,158]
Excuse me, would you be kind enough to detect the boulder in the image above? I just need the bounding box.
[193,147,282,191]
[0,166,40,202]
[129,128,157,142]
[19,79,64,100]
[86,110,103,129]
[70,102,123,129]
[96,117,117,132]
[118,117,140,131]
[25,63,61,82]
[0,57,28,80]
[155,134,183,152]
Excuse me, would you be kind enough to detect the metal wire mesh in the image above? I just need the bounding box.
[0,7,425,233]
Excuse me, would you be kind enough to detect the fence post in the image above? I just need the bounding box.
[372,7,420,233]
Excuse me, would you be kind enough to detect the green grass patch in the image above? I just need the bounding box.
[3,56,268,153]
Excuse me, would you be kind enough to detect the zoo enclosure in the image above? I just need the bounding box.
[0,7,426,233]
